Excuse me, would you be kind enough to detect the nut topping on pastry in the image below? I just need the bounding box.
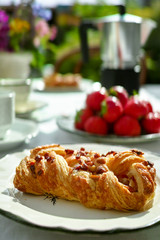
[13,144,156,211]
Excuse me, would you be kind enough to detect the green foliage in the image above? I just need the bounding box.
[81,55,101,82]
[143,16,160,83]
[57,50,101,82]
[73,2,118,18]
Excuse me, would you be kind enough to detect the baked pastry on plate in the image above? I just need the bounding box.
[13,144,156,211]
[44,73,81,88]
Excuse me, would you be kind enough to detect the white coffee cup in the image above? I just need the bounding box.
[0,90,15,139]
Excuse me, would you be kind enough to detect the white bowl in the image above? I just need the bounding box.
[0,52,32,79]
[0,78,31,107]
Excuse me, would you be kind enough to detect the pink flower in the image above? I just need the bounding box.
[35,19,50,37]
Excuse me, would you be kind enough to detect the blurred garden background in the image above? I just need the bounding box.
[1,0,160,83]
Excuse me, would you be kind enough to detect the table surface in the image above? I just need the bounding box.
[1,80,160,240]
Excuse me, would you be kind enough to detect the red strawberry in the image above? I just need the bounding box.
[86,90,107,111]
[141,112,160,133]
[124,96,148,119]
[142,100,153,114]
[109,85,129,107]
[84,116,108,135]
[101,96,123,123]
[114,115,141,136]
[75,108,93,130]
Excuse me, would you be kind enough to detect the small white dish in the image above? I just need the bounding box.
[0,143,160,232]
[57,115,160,144]
[15,100,47,115]
[0,118,39,151]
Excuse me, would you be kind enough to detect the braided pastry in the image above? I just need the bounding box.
[13,144,156,211]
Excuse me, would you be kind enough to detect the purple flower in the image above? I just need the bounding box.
[32,3,52,21]
[38,8,52,21]
[0,10,9,23]
[0,10,10,51]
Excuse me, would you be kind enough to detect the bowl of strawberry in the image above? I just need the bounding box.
[74,85,160,141]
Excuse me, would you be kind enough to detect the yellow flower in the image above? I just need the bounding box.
[10,18,30,35]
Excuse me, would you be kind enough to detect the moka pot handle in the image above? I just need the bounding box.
[79,20,97,63]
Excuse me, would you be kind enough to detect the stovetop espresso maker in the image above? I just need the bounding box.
[79,5,145,94]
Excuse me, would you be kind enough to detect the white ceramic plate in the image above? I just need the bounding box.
[56,115,160,144]
[15,100,47,116]
[34,78,93,93]
[0,118,39,151]
[0,143,160,233]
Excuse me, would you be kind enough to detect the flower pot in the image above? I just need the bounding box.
[0,52,32,79]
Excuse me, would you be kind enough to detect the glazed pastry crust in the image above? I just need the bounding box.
[13,144,156,211]
[44,73,81,87]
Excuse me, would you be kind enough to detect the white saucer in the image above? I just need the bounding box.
[0,118,39,151]
[15,100,47,116]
